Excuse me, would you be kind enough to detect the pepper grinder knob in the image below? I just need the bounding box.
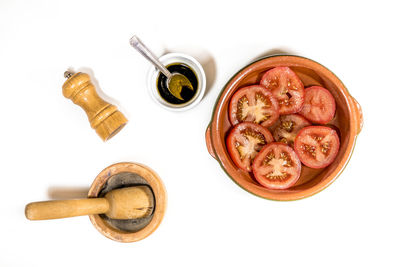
[62,71,128,141]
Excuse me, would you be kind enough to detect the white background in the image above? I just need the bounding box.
[1,0,399,266]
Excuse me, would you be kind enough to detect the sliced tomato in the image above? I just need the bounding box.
[273,114,311,146]
[229,85,279,127]
[260,67,304,114]
[252,142,301,190]
[226,122,274,172]
[294,126,340,169]
[299,86,336,124]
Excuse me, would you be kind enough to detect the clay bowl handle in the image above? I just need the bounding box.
[351,96,363,134]
[25,198,109,220]
[205,124,216,159]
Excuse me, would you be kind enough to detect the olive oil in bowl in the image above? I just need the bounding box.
[147,52,206,111]
[157,63,198,105]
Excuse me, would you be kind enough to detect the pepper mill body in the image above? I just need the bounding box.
[62,72,127,141]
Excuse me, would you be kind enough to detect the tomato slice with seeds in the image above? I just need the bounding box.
[294,126,340,169]
[299,86,336,124]
[229,85,279,127]
[260,67,305,114]
[252,142,301,190]
[226,122,274,172]
[273,114,311,147]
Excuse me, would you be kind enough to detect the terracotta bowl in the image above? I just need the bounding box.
[205,55,363,201]
[88,162,167,242]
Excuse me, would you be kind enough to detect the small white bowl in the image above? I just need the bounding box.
[147,53,206,111]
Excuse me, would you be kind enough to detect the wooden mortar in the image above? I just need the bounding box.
[88,162,167,242]
[25,162,167,242]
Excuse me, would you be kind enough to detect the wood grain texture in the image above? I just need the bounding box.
[105,186,154,219]
[25,198,109,220]
[88,162,167,243]
[25,186,153,220]
[62,72,127,141]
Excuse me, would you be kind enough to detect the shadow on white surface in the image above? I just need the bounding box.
[48,186,89,200]
[163,48,217,99]
[65,67,129,115]
[253,48,299,61]
[197,53,216,98]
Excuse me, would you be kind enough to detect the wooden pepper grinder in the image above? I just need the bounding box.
[62,71,127,141]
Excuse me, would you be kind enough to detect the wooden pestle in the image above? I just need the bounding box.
[25,186,154,220]
[62,71,128,141]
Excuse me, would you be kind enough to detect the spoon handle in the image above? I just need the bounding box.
[130,35,171,79]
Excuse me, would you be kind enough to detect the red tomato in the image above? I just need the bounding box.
[294,126,340,169]
[252,142,301,190]
[260,67,304,115]
[272,114,311,146]
[226,122,274,172]
[299,86,336,124]
[229,85,279,127]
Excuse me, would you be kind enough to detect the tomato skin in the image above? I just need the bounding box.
[226,122,274,172]
[229,85,279,127]
[252,142,301,190]
[299,86,336,124]
[260,67,305,115]
[272,114,311,147]
[294,126,340,169]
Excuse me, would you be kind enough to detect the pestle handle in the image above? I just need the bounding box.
[25,198,109,220]
[25,186,154,221]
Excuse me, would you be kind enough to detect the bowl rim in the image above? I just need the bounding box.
[147,52,206,111]
[88,162,167,242]
[208,54,361,201]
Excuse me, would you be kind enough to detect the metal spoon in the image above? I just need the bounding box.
[129,35,193,101]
